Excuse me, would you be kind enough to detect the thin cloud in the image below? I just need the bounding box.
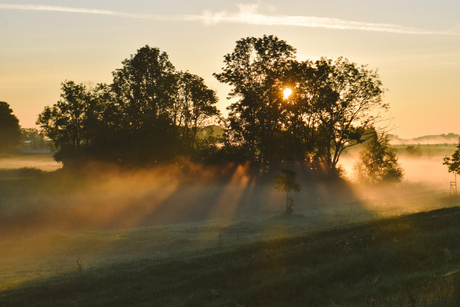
[0,3,457,35]
[201,3,458,35]
[0,3,182,21]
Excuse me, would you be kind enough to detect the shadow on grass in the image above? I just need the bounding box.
[2,206,460,306]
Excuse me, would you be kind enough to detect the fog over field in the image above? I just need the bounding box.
[340,145,456,188]
[1,145,459,299]
[0,143,458,241]
[0,153,61,172]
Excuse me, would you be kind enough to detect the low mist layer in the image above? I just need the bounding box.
[1,147,457,241]
[0,161,355,238]
[0,153,61,172]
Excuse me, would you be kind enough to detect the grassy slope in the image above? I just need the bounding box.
[2,205,460,306]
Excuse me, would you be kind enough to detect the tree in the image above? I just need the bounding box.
[173,71,220,153]
[111,45,177,131]
[405,144,422,157]
[215,36,387,173]
[443,139,460,176]
[36,81,104,165]
[214,35,296,163]
[108,46,184,165]
[37,46,221,167]
[0,101,21,153]
[354,132,404,185]
[292,57,386,175]
[275,169,302,214]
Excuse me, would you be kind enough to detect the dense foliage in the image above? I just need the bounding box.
[38,36,387,173]
[37,46,220,167]
[215,35,386,175]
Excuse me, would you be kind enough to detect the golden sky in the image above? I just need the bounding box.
[1,1,459,139]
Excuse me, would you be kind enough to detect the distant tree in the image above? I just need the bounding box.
[443,139,460,176]
[354,132,404,185]
[0,101,21,153]
[214,35,296,163]
[405,144,422,157]
[275,169,302,214]
[20,128,47,150]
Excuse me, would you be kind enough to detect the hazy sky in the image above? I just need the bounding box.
[1,1,459,139]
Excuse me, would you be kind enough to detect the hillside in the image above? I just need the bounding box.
[1,202,460,306]
[390,133,460,145]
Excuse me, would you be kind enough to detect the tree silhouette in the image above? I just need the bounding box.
[174,71,220,154]
[36,81,106,165]
[37,46,220,167]
[287,57,386,175]
[0,101,21,153]
[215,36,386,174]
[443,139,460,176]
[36,38,390,171]
[111,45,177,131]
[214,35,296,163]
[275,169,302,214]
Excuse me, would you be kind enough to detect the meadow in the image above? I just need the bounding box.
[0,148,459,306]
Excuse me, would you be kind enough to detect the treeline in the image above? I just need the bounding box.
[38,35,387,175]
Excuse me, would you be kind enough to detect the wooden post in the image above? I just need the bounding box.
[450,173,457,196]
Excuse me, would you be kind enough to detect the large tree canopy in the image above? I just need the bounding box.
[294,57,386,172]
[214,35,296,163]
[215,36,387,175]
[36,81,106,164]
[37,46,219,167]
[111,45,177,131]
[0,101,21,153]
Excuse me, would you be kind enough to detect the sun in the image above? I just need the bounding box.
[283,88,292,99]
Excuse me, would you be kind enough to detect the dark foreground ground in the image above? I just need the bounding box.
[2,203,460,306]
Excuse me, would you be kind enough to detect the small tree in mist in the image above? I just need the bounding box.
[354,132,404,185]
[443,139,460,176]
[405,144,422,157]
[275,169,302,214]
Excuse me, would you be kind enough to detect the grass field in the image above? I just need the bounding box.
[1,151,460,306]
[1,202,460,306]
